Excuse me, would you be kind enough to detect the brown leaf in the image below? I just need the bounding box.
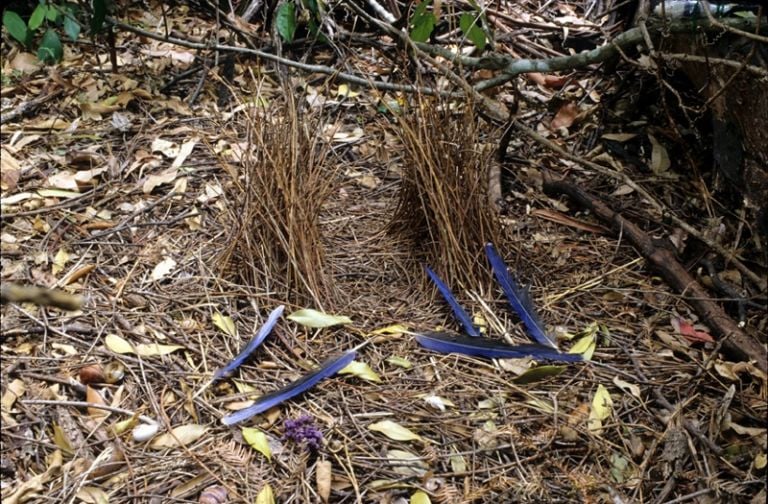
[550,102,579,130]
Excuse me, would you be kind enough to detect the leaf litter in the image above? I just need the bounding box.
[1,2,765,503]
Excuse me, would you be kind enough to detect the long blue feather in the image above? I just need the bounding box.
[485,243,557,348]
[221,350,356,426]
[213,305,285,382]
[415,332,582,362]
[425,266,481,337]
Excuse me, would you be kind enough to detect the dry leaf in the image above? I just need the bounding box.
[588,384,613,433]
[551,102,579,130]
[368,420,422,442]
[143,169,179,194]
[104,333,184,357]
[287,308,352,328]
[648,134,671,175]
[316,460,332,502]
[150,424,207,449]
[387,449,428,477]
[150,257,177,281]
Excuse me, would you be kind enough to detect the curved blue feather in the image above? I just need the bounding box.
[425,266,481,337]
[221,350,356,426]
[485,243,557,349]
[213,305,285,382]
[415,332,581,362]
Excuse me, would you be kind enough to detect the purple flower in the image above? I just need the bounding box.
[283,415,323,450]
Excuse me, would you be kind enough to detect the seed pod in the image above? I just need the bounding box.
[104,361,125,384]
[199,485,228,504]
[79,364,105,385]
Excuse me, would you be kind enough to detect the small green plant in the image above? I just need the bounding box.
[2,0,108,64]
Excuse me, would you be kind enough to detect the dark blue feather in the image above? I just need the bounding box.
[415,331,582,362]
[485,243,557,348]
[213,305,285,382]
[221,350,356,426]
[425,266,481,337]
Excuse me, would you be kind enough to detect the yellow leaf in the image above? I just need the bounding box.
[336,84,360,97]
[1,379,25,410]
[52,424,75,455]
[104,334,134,354]
[755,452,767,470]
[411,490,431,504]
[52,248,69,275]
[287,308,352,328]
[255,483,275,504]
[86,385,109,418]
[372,324,408,334]
[242,427,271,460]
[104,333,184,356]
[150,424,207,449]
[212,312,237,337]
[589,384,613,433]
[385,356,412,369]
[569,333,596,360]
[368,420,422,442]
[339,360,381,382]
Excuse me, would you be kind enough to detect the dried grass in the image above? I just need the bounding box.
[388,98,500,290]
[216,97,337,307]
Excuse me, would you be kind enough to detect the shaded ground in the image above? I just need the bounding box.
[2,2,766,503]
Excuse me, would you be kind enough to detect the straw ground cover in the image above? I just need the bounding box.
[2,2,766,503]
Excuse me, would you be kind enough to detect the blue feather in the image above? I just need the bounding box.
[213,305,285,382]
[415,331,582,362]
[425,266,481,337]
[485,243,557,348]
[221,350,356,426]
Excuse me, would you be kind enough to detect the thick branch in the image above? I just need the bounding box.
[543,176,767,372]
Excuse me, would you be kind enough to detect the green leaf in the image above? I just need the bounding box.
[63,15,81,41]
[38,29,63,64]
[512,365,566,384]
[459,12,486,51]
[409,9,435,43]
[46,5,60,22]
[302,0,319,16]
[276,2,297,43]
[242,427,272,460]
[91,0,107,33]
[3,10,30,46]
[28,4,47,31]
[287,308,352,328]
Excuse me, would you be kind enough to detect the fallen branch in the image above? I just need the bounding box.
[1,283,83,311]
[542,175,767,372]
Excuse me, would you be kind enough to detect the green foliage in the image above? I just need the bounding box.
[3,10,31,47]
[3,0,109,64]
[459,12,486,51]
[38,29,63,63]
[409,1,436,42]
[276,2,297,42]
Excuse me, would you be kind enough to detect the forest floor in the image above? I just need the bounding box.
[1,1,766,503]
